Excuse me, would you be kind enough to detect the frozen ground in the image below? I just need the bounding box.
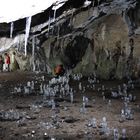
[0,71,140,140]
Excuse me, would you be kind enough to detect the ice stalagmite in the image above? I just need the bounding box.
[25,16,32,56]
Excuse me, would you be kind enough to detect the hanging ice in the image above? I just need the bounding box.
[101,25,106,41]
[32,36,35,71]
[57,25,60,45]
[24,16,32,56]
[83,0,91,7]
[53,9,57,22]
[52,0,66,22]
[10,22,14,38]
[0,0,62,23]
[48,16,51,33]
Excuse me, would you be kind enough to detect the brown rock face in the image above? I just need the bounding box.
[41,13,140,79]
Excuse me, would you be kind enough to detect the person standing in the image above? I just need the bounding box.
[11,52,19,71]
[54,64,65,77]
[4,53,11,72]
[0,55,4,72]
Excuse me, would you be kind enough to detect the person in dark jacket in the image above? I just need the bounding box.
[0,55,4,72]
[54,64,65,77]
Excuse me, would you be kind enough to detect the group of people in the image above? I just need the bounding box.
[0,52,19,72]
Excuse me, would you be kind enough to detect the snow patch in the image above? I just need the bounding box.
[0,0,67,23]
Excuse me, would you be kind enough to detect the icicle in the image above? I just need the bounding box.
[10,22,14,38]
[56,25,60,46]
[98,0,100,6]
[48,16,51,33]
[69,9,74,27]
[52,0,66,22]
[53,9,57,22]
[24,16,32,56]
[92,0,95,7]
[101,25,106,41]
[32,36,35,71]
[84,0,91,7]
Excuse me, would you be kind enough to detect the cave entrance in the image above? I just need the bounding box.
[64,35,90,68]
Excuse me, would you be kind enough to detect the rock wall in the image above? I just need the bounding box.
[43,14,139,79]
[0,0,140,79]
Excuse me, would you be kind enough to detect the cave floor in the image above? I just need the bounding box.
[0,71,140,140]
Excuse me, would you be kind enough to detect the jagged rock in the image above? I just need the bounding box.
[26,115,37,120]
[16,105,30,109]
[63,116,79,123]
[0,110,22,121]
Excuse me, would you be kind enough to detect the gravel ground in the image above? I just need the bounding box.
[0,71,140,140]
